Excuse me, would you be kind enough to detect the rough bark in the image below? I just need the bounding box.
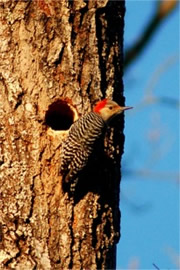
[0,0,125,269]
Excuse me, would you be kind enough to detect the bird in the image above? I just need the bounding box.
[60,99,132,192]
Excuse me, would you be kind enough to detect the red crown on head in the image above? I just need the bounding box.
[93,99,107,113]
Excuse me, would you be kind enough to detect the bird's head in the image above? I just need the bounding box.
[93,99,132,122]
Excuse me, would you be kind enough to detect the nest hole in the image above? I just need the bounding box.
[45,100,75,131]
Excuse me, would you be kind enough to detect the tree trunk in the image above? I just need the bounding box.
[0,1,125,269]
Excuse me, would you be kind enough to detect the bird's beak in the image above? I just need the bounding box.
[120,106,133,111]
[113,105,133,117]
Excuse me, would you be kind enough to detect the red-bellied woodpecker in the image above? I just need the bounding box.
[60,99,132,192]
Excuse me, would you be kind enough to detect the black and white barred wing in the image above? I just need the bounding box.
[60,112,105,183]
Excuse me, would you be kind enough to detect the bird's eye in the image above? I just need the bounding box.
[109,106,113,110]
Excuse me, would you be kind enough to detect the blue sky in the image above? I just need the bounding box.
[117,1,179,269]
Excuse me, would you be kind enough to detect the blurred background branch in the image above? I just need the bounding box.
[123,168,179,182]
[124,0,178,71]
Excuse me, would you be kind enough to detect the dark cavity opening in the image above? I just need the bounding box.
[45,100,74,130]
